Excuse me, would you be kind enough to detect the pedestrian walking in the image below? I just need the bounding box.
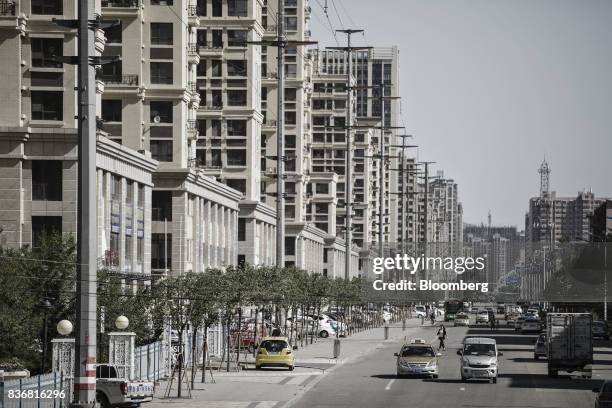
[490,315,496,331]
[430,312,436,325]
[437,324,447,351]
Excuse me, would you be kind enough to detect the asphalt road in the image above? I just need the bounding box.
[292,317,612,408]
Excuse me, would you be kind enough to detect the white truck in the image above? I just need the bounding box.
[96,364,155,408]
[546,313,593,378]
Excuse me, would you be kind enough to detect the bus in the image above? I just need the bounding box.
[444,299,464,321]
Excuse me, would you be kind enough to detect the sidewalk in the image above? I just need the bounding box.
[147,318,436,408]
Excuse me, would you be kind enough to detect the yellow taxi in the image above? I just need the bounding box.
[394,338,441,378]
[255,336,296,370]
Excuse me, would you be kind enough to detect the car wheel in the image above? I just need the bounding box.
[534,355,538,360]
[255,365,261,370]
[288,365,294,371]
[461,375,466,382]
[96,392,111,408]
[547,368,558,378]
[492,377,497,384]
[432,374,438,379]
[319,330,329,338]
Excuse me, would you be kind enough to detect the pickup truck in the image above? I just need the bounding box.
[546,313,593,378]
[96,364,154,408]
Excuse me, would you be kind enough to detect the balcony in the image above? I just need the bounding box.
[186,119,198,140]
[98,74,139,86]
[0,1,15,15]
[262,119,276,133]
[187,43,200,65]
[187,5,200,27]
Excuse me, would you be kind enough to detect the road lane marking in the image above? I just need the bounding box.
[385,378,395,390]
[459,387,465,391]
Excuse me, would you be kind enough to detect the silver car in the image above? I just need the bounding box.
[534,333,546,359]
[458,337,502,383]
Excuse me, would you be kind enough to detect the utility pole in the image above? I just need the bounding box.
[247,1,316,268]
[328,30,370,280]
[419,161,435,279]
[389,135,415,255]
[74,0,98,403]
[275,1,285,267]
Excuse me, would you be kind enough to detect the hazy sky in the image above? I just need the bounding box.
[309,0,612,228]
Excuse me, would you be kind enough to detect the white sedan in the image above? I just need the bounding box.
[454,313,470,326]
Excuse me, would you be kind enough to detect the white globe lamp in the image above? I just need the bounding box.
[115,315,129,330]
[57,320,73,336]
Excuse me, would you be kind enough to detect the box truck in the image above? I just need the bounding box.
[546,313,593,378]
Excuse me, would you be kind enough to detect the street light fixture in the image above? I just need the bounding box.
[57,320,73,336]
[115,315,130,330]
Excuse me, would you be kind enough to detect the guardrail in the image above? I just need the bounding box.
[1,372,71,408]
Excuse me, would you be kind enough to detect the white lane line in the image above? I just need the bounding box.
[385,378,395,390]
[459,387,465,391]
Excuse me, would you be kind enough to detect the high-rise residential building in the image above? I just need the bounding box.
[0,0,246,277]
[191,0,278,267]
[315,47,401,249]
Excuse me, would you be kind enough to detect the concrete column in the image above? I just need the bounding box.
[97,169,105,257]
[119,178,127,273]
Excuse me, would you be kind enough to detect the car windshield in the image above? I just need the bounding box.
[594,322,606,327]
[464,343,496,356]
[401,346,435,357]
[260,340,288,352]
[602,382,612,393]
[457,314,468,319]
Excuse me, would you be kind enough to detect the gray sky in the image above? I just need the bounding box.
[309,0,612,227]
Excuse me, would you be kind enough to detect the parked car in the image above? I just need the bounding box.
[476,311,490,325]
[534,333,547,360]
[395,339,440,378]
[593,321,610,340]
[470,307,479,315]
[506,312,520,327]
[514,315,527,332]
[457,337,502,383]
[593,380,612,408]
[96,364,154,408]
[255,336,296,370]
[454,312,470,327]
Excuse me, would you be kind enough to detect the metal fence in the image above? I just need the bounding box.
[1,372,71,408]
[133,340,170,381]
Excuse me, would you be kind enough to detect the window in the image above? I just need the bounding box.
[137,237,144,264]
[227,150,246,166]
[323,249,328,262]
[104,22,122,44]
[150,62,173,84]
[151,0,173,5]
[211,0,221,16]
[151,233,171,269]
[31,91,62,121]
[285,16,297,31]
[126,181,133,204]
[212,30,223,48]
[196,0,207,15]
[150,140,173,162]
[227,120,246,137]
[31,38,62,68]
[284,88,296,101]
[316,183,329,194]
[152,191,172,221]
[211,59,222,77]
[125,235,133,265]
[150,101,173,123]
[32,160,62,201]
[237,254,246,266]
[228,0,247,16]
[227,60,246,76]
[284,111,296,125]
[285,236,295,256]
[31,0,62,14]
[238,218,246,241]
[227,30,247,47]
[102,100,122,122]
[186,239,192,262]
[32,216,62,248]
[227,90,246,106]
[151,23,173,45]
[226,179,246,194]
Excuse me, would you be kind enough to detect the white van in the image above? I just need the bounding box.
[457,337,502,383]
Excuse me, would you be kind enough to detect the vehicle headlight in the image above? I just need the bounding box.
[462,359,469,367]
[426,360,437,368]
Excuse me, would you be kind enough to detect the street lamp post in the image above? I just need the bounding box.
[39,298,53,373]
